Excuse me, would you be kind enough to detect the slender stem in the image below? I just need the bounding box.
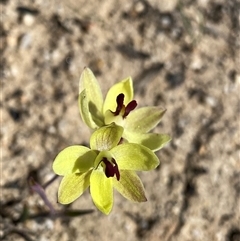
[42,174,59,189]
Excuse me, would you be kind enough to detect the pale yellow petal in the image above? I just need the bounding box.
[123,130,171,151]
[79,90,102,129]
[90,124,123,151]
[79,68,104,127]
[58,171,91,204]
[103,77,133,114]
[111,143,159,171]
[113,170,147,202]
[53,146,95,175]
[125,107,166,133]
[90,170,113,215]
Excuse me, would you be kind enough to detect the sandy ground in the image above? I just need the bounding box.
[1,0,240,240]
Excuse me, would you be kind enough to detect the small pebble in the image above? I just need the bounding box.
[205,96,217,107]
[134,1,146,14]
[161,14,172,29]
[190,55,203,71]
[23,14,35,26]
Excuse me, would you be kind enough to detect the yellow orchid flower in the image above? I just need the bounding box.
[79,68,171,151]
[52,124,159,215]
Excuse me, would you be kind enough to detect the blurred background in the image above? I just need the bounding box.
[1,0,240,240]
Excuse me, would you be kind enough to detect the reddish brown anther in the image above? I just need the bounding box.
[102,158,120,181]
[113,93,124,116]
[123,100,137,118]
[112,93,137,118]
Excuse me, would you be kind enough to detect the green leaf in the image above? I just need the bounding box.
[113,170,147,202]
[124,131,171,151]
[125,107,166,133]
[90,170,113,215]
[79,68,104,126]
[53,146,96,175]
[103,77,133,115]
[61,209,94,217]
[111,143,159,171]
[58,172,91,204]
[90,124,123,151]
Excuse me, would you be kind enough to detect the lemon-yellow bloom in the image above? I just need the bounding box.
[52,124,159,215]
[78,67,171,151]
